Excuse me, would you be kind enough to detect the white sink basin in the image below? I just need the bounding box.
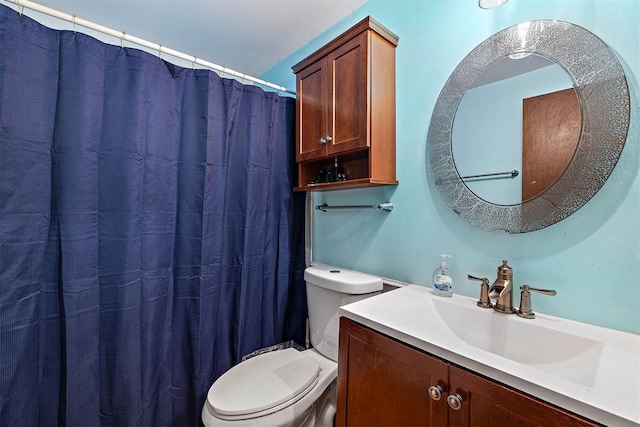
[340,284,640,427]
[430,297,604,387]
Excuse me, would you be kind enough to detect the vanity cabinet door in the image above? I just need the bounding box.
[447,365,599,427]
[337,317,449,427]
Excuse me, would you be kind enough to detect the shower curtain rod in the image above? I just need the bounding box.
[3,0,296,94]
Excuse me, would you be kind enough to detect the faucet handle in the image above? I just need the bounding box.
[468,275,493,309]
[517,285,557,319]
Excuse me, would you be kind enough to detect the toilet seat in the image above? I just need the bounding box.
[207,348,321,420]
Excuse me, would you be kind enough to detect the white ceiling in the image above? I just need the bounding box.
[10,0,368,77]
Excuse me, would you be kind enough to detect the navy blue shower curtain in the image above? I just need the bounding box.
[0,5,306,426]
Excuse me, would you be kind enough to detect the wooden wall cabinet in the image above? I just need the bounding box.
[292,17,398,192]
[337,318,600,427]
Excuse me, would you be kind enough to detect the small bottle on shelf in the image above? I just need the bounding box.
[329,157,345,182]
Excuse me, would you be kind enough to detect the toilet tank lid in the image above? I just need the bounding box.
[304,264,383,294]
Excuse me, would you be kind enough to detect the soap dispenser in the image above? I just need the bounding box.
[432,254,453,297]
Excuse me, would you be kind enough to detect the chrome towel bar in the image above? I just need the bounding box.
[461,170,519,180]
[315,202,393,212]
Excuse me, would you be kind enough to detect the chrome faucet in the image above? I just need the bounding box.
[488,260,516,314]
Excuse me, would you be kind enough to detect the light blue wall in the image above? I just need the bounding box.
[262,0,640,334]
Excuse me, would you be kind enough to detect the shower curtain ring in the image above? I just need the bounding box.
[72,15,77,34]
[158,44,163,59]
[120,31,126,49]
[192,56,197,70]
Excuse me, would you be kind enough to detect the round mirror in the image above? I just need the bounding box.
[428,20,630,233]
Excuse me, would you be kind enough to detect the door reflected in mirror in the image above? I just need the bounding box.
[452,54,580,205]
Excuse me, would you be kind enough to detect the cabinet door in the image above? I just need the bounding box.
[447,366,599,427]
[337,318,449,427]
[296,57,328,162]
[327,31,369,156]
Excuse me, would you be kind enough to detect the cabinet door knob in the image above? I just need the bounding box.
[325,135,332,142]
[447,393,463,410]
[319,137,327,144]
[428,385,444,401]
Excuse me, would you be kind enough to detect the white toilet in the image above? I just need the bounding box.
[201,264,383,427]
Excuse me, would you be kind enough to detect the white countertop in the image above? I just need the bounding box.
[339,284,640,427]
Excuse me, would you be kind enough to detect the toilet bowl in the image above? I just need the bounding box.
[201,264,383,427]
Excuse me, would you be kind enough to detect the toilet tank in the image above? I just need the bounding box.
[304,264,383,362]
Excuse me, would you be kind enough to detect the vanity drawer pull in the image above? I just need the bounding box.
[447,393,463,410]
[428,385,444,400]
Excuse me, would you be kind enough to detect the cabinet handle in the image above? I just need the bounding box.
[319,137,327,144]
[447,393,463,410]
[428,385,444,401]
[325,135,332,142]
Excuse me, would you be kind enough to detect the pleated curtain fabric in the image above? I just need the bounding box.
[0,4,306,426]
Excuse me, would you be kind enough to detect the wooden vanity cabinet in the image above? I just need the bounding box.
[292,16,398,191]
[337,318,600,427]
[336,316,449,426]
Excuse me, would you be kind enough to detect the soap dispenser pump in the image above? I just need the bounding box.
[432,254,453,297]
